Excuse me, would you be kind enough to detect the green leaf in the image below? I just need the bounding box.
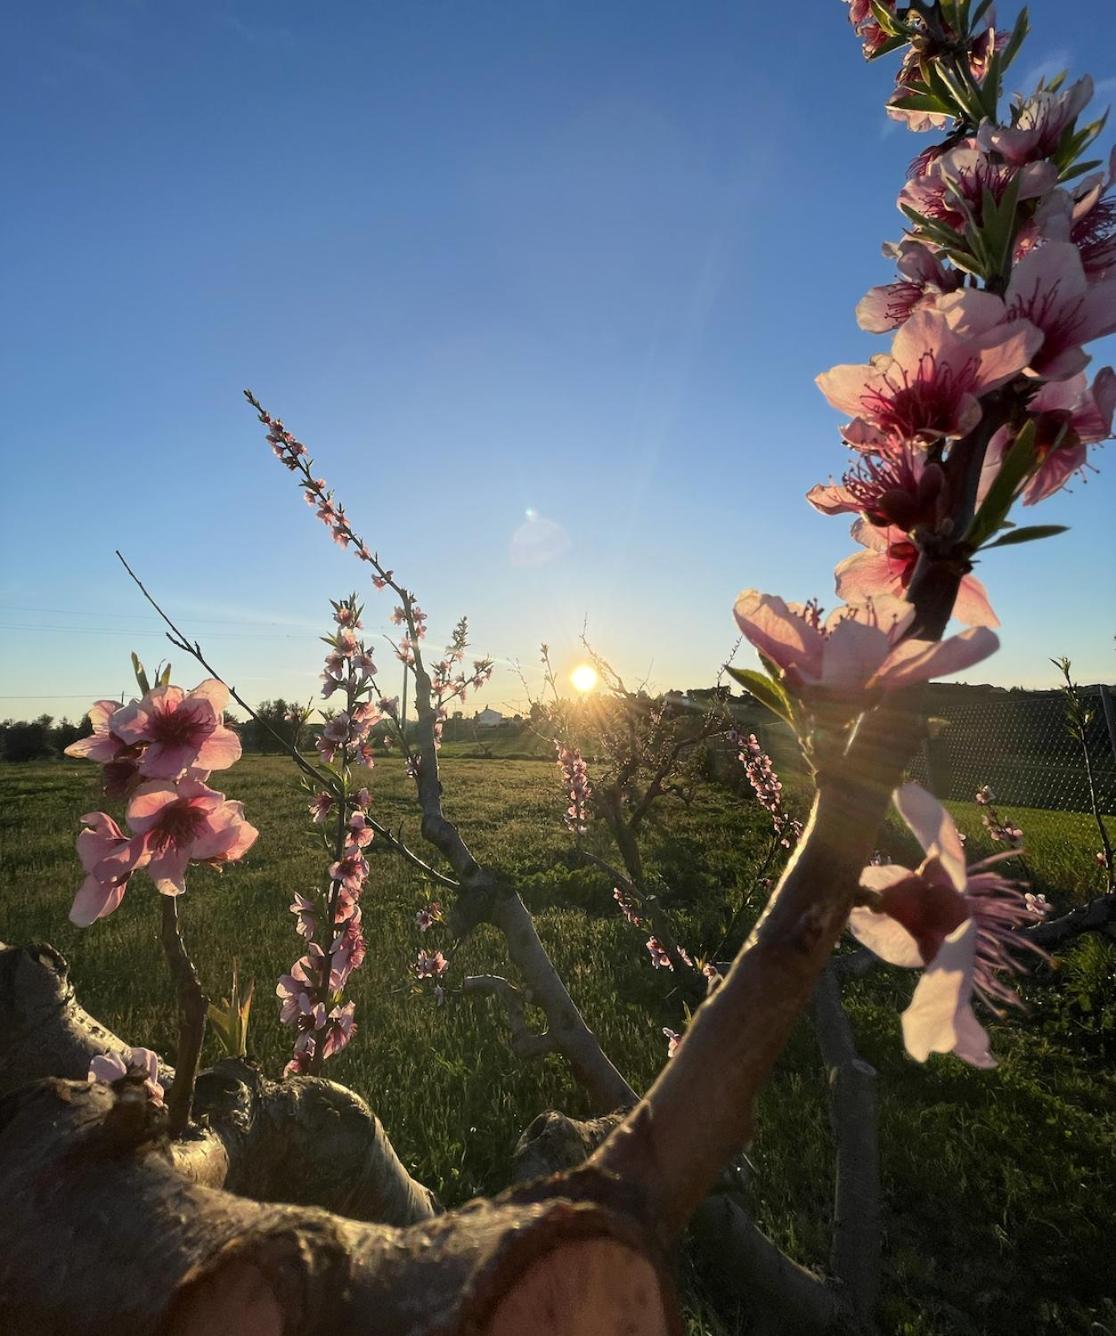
[158,663,173,687]
[965,419,1037,548]
[999,8,1029,72]
[981,524,1069,549]
[890,91,952,115]
[868,0,902,35]
[131,652,150,696]
[726,667,793,724]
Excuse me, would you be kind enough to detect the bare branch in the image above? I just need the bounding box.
[462,975,557,1061]
[159,897,208,1137]
[813,967,880,1325]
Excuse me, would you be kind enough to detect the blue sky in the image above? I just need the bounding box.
[3,1,1115,722]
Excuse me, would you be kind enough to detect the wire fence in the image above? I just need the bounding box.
[905,686,1116,816]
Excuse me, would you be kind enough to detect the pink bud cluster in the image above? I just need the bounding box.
[732,732,803,849]
[426,618,495,749]
[64,680,257,925]
[410,903,449,1004]
[277,599,375,1077]
[555,743,592,835]
[88,1047,165,1108]
[612,886,643,926]
[974,786,1023,848]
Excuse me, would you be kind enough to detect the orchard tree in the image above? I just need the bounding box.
[3,4,1116,1332]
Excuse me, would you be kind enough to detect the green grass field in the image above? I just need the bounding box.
[2,755,1114,1334]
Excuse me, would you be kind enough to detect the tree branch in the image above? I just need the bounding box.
[462,975,558,1061]
[159,896,208,1136]
[813,966,880,1326]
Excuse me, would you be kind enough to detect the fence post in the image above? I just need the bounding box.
[1100,684,1116,765]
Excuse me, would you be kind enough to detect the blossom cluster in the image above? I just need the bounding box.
[734,16,1114,722]
[425,617,494,752]
[555,743,592,835]
[64,679,257,924]
[727,7,1114,1068]
[974,785,1023,847]
[732,732,803,848]
[277,599,376,1076]
[251,394,495,768]
[88,1046,165,1107]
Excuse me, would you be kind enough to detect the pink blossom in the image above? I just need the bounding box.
[982,368,1115,504]
[834,519,998,628]
[88,1046,164,1107]
[733,590,998,703]
[646,937,673,970]
[613,886,644,927]
[1004,242,1116,380]
[416,901,443,931]
[734,732,802,846]
[1069,146,1116,281]
[848,784,1048,1068]
[899,142,1056,234]
[322,1002,357,1059]
[112,680,241,780]
[126,778,258,894]
[309,792,334,823]
[289,892,318,941]
[64,699,129,764]
[808,446,946,532]
[556,744,592,834]
[70,811,145,926]
[415,948,448,979]
[329,849,368,893]
[978,75,1094,166]
[817,294,1043,445]
[276,947,323,1024]
[346,811,374,849]
[330,913,366,989]
[855,241,963,334]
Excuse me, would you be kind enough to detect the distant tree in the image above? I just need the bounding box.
[3,714,55,762]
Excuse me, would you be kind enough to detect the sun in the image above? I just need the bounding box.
[570,664,598,694]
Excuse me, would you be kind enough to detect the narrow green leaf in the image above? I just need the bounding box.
[1000,9,1029,72]
[965,420,1037,548]
[982,524,1069,549]
[726,667,793,724]
[131,652,150,696]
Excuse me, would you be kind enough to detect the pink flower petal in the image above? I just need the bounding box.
[70,874,127,926]
[125,781,181,832]
[873,627,999,689]
[893,783,967,891]
[188,679,231,714]
[901,920,996,1068]
[848,901,924,967]
[733,591,824,678]
[194,725,242,771]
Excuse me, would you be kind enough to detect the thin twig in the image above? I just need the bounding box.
[114,551,458,892]
[159,896,207,1137]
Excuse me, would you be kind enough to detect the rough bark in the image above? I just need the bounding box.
[0,941,437,1226]
[513,1108,853,1335]
[0,1078,677,1336]
[1024,890,1116,948]
[0,942,675,1334]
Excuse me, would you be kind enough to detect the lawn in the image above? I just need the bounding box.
[1,754,1114,1334]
